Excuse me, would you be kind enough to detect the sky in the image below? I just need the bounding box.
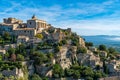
[0,0,120,36]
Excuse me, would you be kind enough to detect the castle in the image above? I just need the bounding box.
[0,15,50,38]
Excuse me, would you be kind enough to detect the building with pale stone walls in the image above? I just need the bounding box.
[107,60,120,74]
[2,68,23,78]
[17,35,30,44]
[0,15,50,39]
[27,15,49,33]
[13,28,36,38]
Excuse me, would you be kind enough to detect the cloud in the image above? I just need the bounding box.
[0,0,120,35]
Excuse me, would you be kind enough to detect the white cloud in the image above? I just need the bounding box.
[0,0,120,35]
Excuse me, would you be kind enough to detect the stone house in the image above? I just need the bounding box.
[100,51,107,57]
[89,47,97,52]
[107,60,120,74]
[0,49,6,55]
[14,28,36,38]
[4,44,17,50]
[17,35,29,44]
[78,53,102,68]
[0,15,50,39]
[27,15,49,33]
[1,68,23,78]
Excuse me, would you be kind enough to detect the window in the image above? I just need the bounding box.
[30,22,32,25]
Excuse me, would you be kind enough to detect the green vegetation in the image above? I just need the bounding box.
[59,39,67,46]
[77,47,87,54]
[0,32,17,45]
[0,61,22,71]
[52,64,64,78]
[98,45,107,51]
[0,27,119,80]
[31,51,49,65]
[71,38,79,46]
[35,34,43,39]
[17,54,25,61]
[54,46,61,53]
[30,74,42,80]
[65,65,106,79]
[37,42,53,49]
[85,42,93,47]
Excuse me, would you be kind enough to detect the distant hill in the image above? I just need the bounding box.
[83,35,120,52]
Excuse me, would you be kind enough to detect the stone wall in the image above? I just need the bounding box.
[14,28,36,38]
[99,76,120,80]
[2,68,23,78]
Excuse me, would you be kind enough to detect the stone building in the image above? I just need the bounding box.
[14,28,36,38]
[100,51,107,57]
[89,47,97,52]
[0,15,50,39]
[0,23,19,35]
[3,17,23,24]
[78,53,102,68]
[27,15,49,33]
[17,35,30,44]
[2,68,23,78]
[107,60,120,75]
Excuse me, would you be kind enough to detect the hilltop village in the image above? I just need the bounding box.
[0,15,120,80]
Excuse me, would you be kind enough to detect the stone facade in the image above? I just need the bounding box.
[0,15,50,39]
[27,15,49,33]
[78,53,102,68]
[100,51,107,57]
[2,68,23,78]
[3,17,23,24]
[89,47,97,52]
[14,28,36,38]
[17,35,29,44]
[107,60,120,74]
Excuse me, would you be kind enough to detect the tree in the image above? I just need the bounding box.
[35,34,43,39]
[77,47,87,54]
[98,45,106,51]
[94,71,103,79]
[8,47,15,54]
[82,67,94,78]
[0,73,3,79]
[17,54,24,61]
[108,47,116,53]
[0,55,3,61]
[103,61,109,74]
[3,32,11,40]
[52,64,64,78]
[71,38,79,46]
[59,39,67,46]
[54,46,61,53]
[65,69,74,77]
[85,42,93,47]
[47,53,54,59]
[31,74,42,80]
[73,70,80,79]
[95,65,100,70]
[85,77,93,80]
[33,52,48,65]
